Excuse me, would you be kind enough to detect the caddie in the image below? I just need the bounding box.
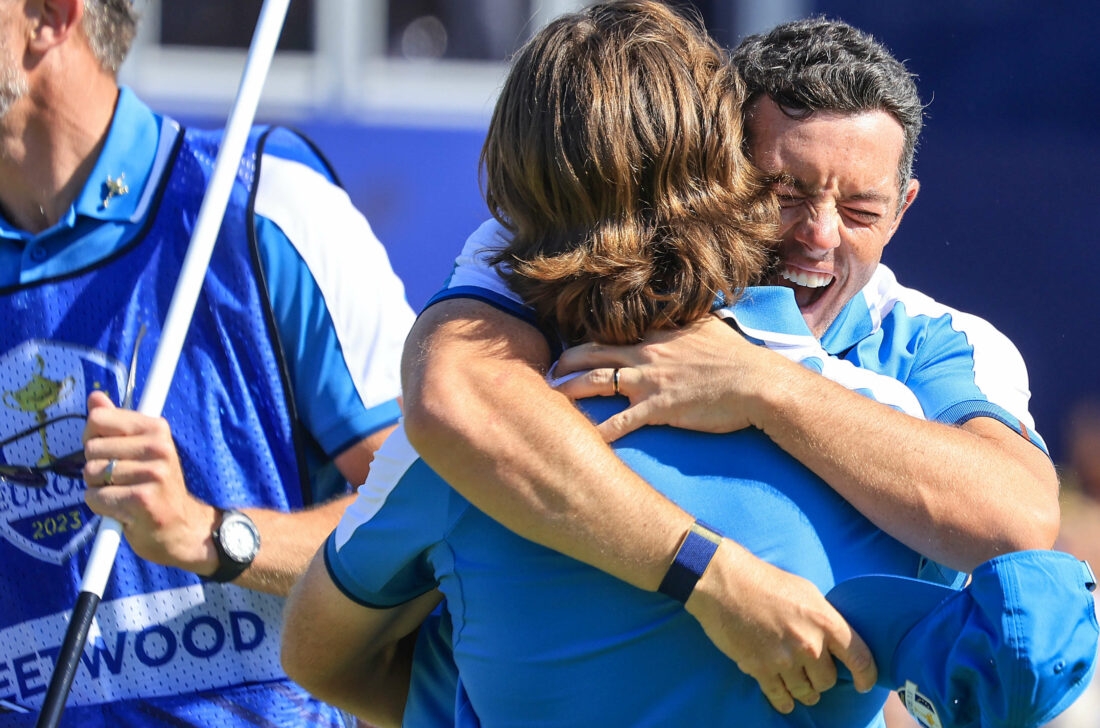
[0,1,419,725]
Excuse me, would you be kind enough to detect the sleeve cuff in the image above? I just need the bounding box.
[323,533,434,609]
[935,400,1049,457]
[421,287,562,360]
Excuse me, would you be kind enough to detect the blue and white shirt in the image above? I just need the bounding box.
[327,291,931,728]
[0,89,413,726]
[431,219,1046,454]
[322,219,1034,726]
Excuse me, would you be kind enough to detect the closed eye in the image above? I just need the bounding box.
[843,207,882,224]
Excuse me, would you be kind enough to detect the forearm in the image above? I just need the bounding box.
[234,427,393,595]
[282,552,438,726]
[294,629,417,728]
[164,496,354,597]
[402,301,692,591]
[753,358,1059,571]
[232,495,355,595]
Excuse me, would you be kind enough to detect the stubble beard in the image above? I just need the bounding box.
[0,39,27,120]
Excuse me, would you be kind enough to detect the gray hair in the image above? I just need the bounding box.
[82,0,139,74]
[732,17,923,203]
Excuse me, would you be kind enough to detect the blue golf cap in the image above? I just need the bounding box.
[827,550,1098,728]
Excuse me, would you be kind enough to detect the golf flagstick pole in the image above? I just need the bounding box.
[35,0,291,725]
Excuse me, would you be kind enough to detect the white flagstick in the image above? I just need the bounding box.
[36,1,291,725]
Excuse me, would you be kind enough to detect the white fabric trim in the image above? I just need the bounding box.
[861,265,1034,428]
[335,422,420,547]
[254,155,415,410]
[447,218,520,302]
[731,313,925,419]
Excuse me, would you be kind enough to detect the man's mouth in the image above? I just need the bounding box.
[778,266,834,308]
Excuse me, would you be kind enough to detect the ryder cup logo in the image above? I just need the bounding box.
[901,680,943,728]
[0,340,125,564]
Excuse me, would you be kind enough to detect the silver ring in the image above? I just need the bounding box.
[104,459,117,486]
[612,368,621,396]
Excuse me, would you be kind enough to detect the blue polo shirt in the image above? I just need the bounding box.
[430,219,1048,456]
[0,88,163,285]
[327,290,922,727]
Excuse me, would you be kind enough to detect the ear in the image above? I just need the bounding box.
[27,0,83,54]
[884,177,919,244]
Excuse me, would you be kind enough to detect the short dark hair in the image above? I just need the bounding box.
[733,17,922,199]
[483,0,777,346]
[82,0,139,74]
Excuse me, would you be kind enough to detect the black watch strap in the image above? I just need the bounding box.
[208,508,260,583]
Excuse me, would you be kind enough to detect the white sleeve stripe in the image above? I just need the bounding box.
[254,154,415,411]
[861,266,1034,430]
[334,423,420,548]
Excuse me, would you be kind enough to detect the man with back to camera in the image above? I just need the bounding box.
[0,0,420,725]
[400,14,1058,715]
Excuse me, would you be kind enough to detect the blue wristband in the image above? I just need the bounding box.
[658,520,723,604]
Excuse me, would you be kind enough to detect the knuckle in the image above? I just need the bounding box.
[845,647,874,674]
[770,653,796,673]
[145,437,176,462]
[84,409,108,431]
[145,460,172,483]
[797,691,821,706]
[795,636,825,660]
[151,417,173,438]
[816,671,837,691]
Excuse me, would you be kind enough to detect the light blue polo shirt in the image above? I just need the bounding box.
[0,88,163,285]
[327,289,923,726]
[429,218,1048,456]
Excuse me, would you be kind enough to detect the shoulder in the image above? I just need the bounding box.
[250,129,389,268]
[867,266,1036,429]
[256,127,337,181]
[252,128,351,222]
[868,265,1024,362]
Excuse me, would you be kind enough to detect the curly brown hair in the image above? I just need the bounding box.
[483,0,778,347]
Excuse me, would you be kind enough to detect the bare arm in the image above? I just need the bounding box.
[281,547,440,727]
[81,389,395,596]
[402,299,689,589]
[401,298,877,712]
[555,316,1059,572]
[753,363,1057,570]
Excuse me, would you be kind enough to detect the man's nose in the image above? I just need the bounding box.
[790,205,841,253]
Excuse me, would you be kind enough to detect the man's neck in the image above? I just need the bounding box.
[0,69,119,234]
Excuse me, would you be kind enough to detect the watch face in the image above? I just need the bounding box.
[220,517,260,562]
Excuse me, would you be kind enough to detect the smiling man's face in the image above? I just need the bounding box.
[747,97,919,338]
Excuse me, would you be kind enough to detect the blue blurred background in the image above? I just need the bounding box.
[130,0,1099,463]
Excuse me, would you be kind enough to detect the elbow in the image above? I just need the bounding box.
[280,632,353,705]
[1011,493,1061,552]
[279,640,309,692]
[994,474,1061,555]
[402,362,474,460]
[280,591,341,701]
[280,620,324,698]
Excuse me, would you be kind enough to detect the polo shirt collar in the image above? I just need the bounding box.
[819,265,895,355]
[724,267,897,355]
[726,286,815,339]
[71,86,161,224]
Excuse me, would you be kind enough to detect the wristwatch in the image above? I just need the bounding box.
[209,508,261,583]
